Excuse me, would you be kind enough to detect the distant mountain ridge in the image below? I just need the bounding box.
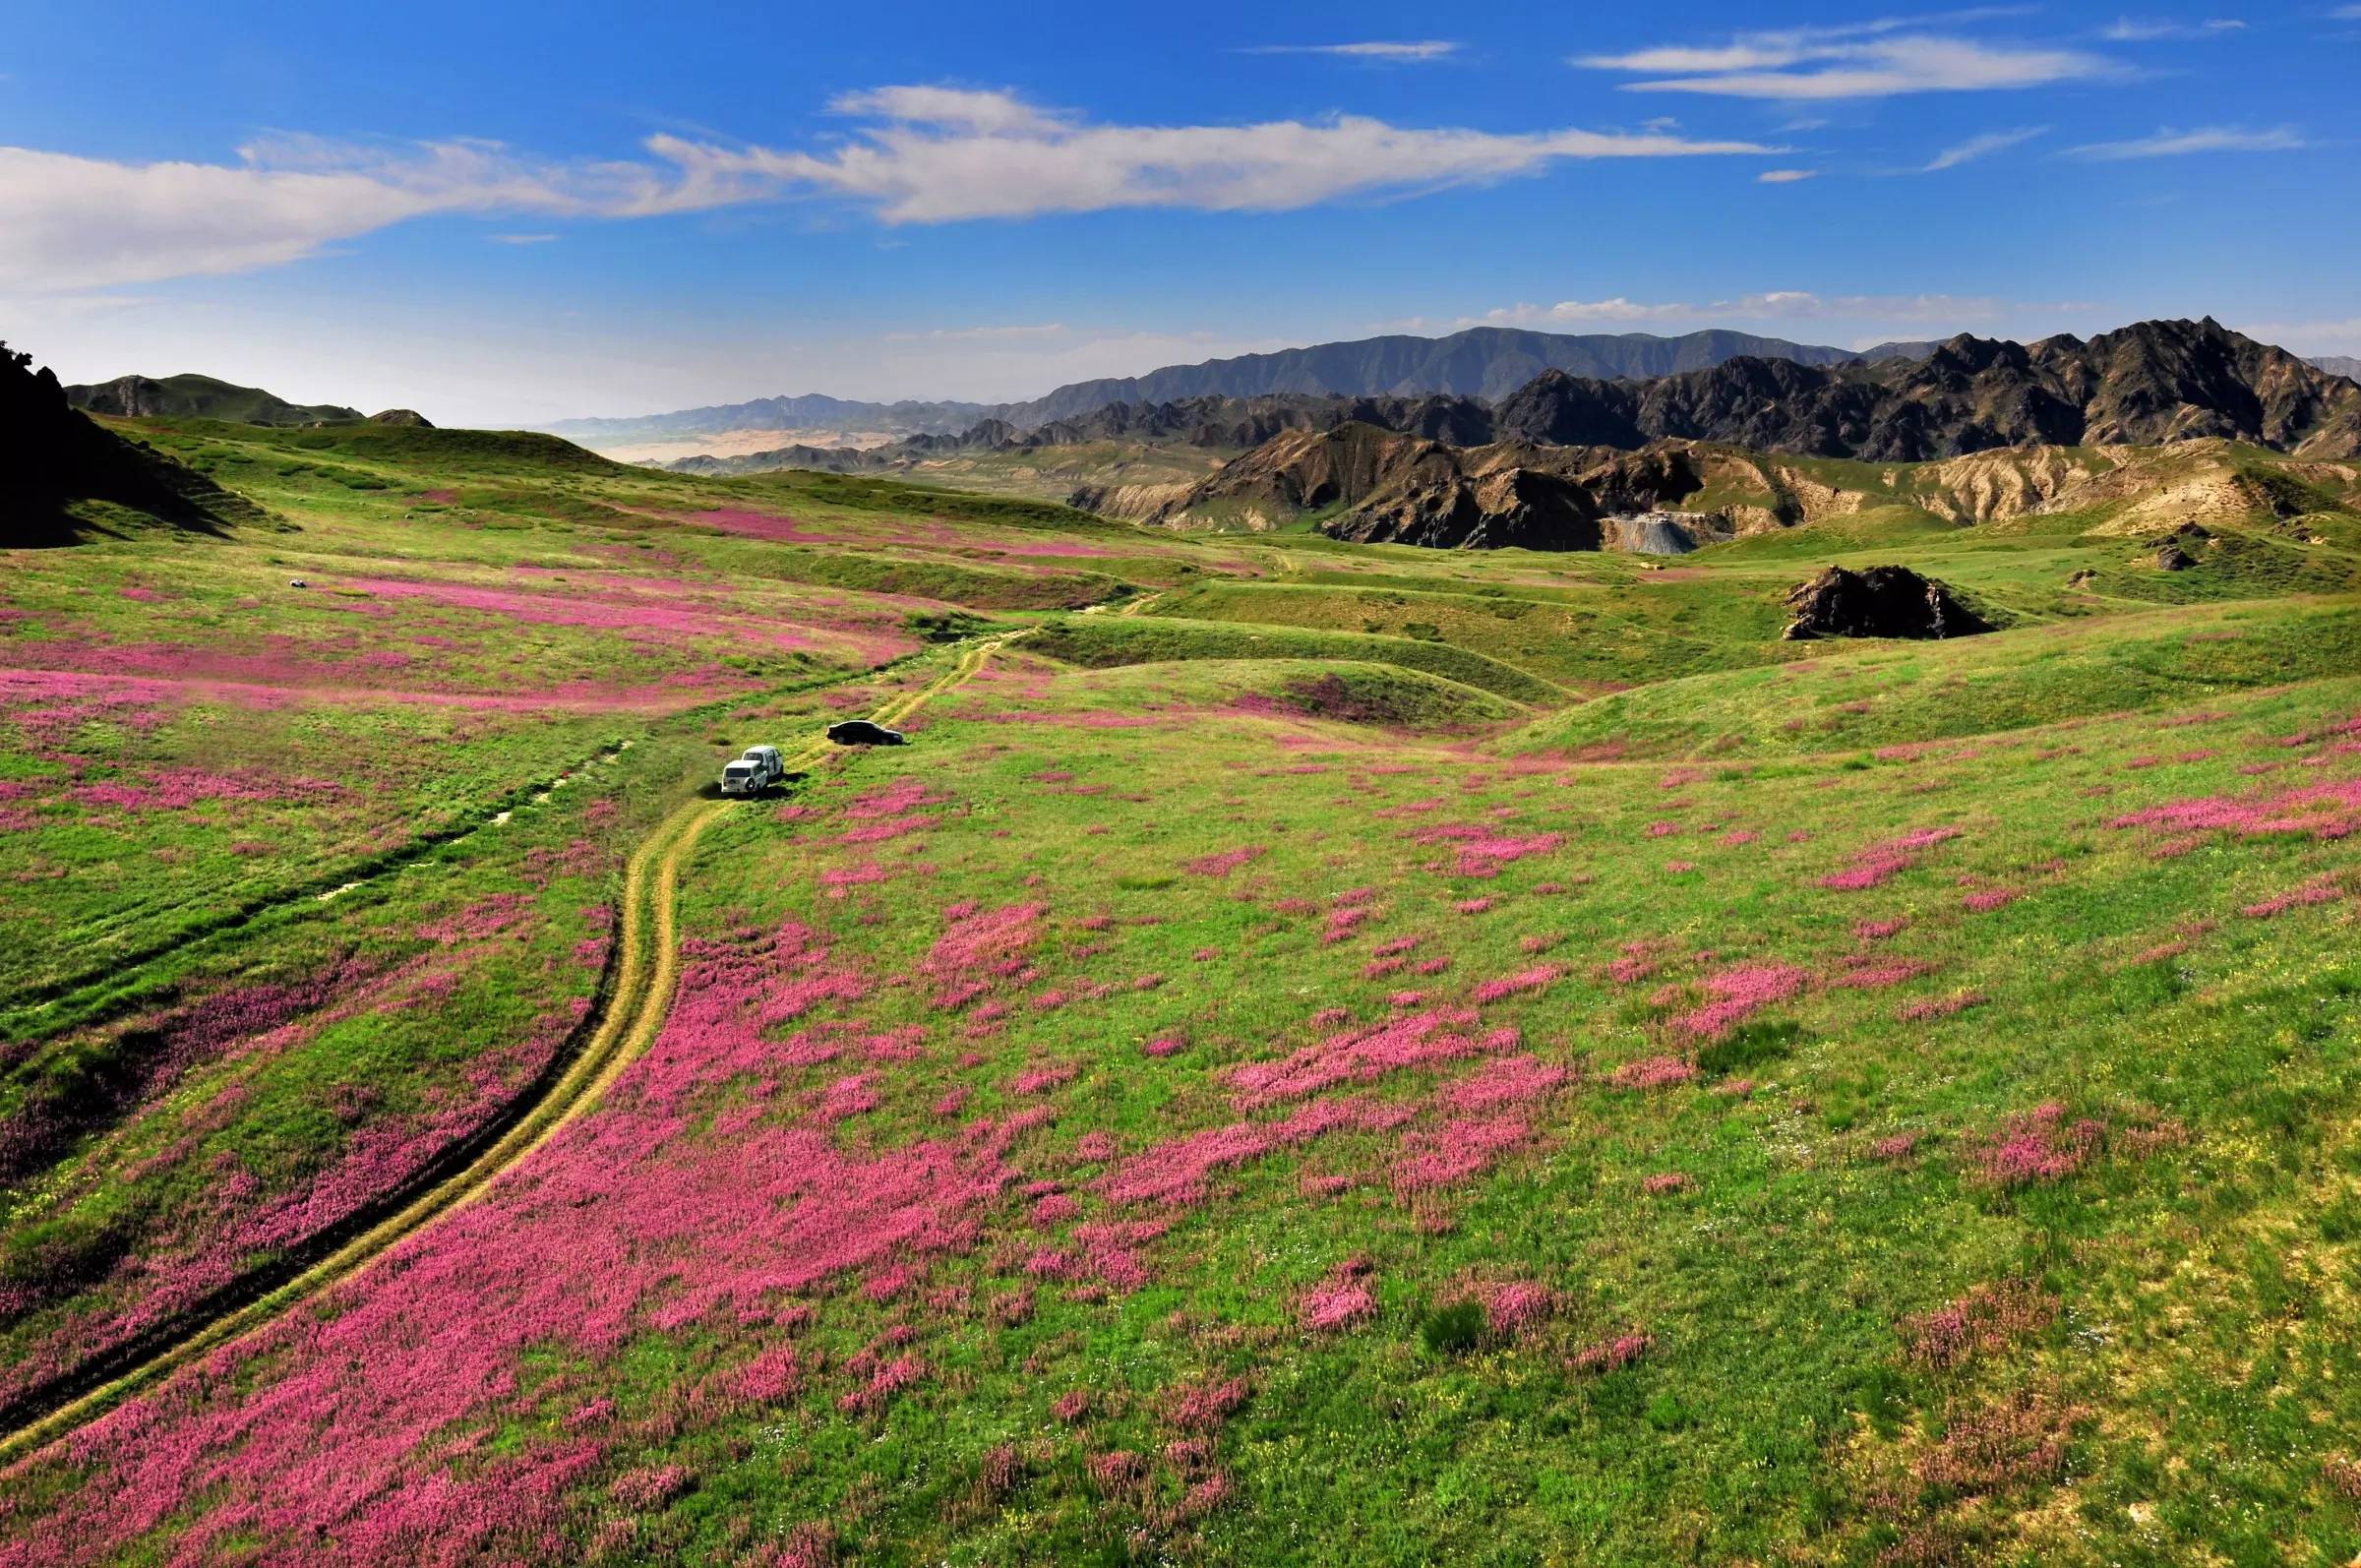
[988,327,1872,425]
[554,328,1874,445]
[546,392,994,446]
[1491,318,2361,461]
[2314,355,2361,380]
[679,319,2360,489]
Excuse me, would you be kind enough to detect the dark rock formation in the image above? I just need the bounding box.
[1781,566,1993,640]
[368,408,433,428]
[3,343,263,545]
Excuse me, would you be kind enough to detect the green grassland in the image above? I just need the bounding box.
[1,414,2358,1564]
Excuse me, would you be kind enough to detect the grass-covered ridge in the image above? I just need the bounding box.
[1504,596,2361,759]
[1025,611,1567,705]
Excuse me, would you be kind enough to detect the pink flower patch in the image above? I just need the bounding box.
[1390,1116,1530,1193]
[1471,965,1561,1005]
[2111,777,2361,844]
[1968,1103,2103,1188]
[2240,876,2344,919]
[1818,826,1964,891]
[1300,1259,1378,1332]
[1483,1280,1557,1337]
[1443,1054,1568,1113]
[1611,1055,1696,1090]
[1900,991,1985,1023]
[1567,1333,1653,1375]
[1671,963,1809,1041]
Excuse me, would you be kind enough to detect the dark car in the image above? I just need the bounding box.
[826,720,907,747]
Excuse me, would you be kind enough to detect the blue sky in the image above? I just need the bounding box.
[4,1,2357,425]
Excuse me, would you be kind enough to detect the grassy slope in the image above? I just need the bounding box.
[0,420,2358,1564]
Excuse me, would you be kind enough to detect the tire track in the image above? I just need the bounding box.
[0,633,1020,1467]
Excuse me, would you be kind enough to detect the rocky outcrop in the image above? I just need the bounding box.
[1122,424,1726,552]
[1066,479,1200,520]
[368,408,433,428]
[1331,464,1606,550]
[1781,566,1992,640]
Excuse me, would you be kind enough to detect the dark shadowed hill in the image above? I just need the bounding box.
[4,346,265,545]
[64,373,365,428]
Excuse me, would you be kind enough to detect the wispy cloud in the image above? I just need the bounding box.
[882,322,1069,343]
[2098,16,2245,39]
[488,231,558,244]
[1463,289,2075,332]
[1758,168,1818,182]
[0,90,1777,291]
[2065,123,2307,158]
[1577,19,2119,99]
[1239,40,1461,61]
[662,86,1777,223]
[0,137,756,292]
[2234,315,2361,356]
[1922,125,2047,169]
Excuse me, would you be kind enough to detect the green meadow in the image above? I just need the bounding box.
[0,415,2357,1565]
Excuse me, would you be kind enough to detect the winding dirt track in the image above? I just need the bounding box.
[0,633,1025,1467]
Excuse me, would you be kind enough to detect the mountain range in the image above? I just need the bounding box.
[985,327,1907,425]
[679,320,2361,499]
[1488,318,2360,461]
[547,328,1894,445]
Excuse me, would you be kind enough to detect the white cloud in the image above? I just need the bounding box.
[661,87,1777,223]
[1758,168,1818,182]
[488,231,558,244]
[825,86,1067,137]
[2099,17,2245,39]
[0,137,756,292]
[2235,315,2361,356]
[1578,22,2117,99]
[1240,41,1461,60]
[2066,123,2307,158]
[1462,290,2089,335]
[1921,125,2047,169]
[0,90,1775,292]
